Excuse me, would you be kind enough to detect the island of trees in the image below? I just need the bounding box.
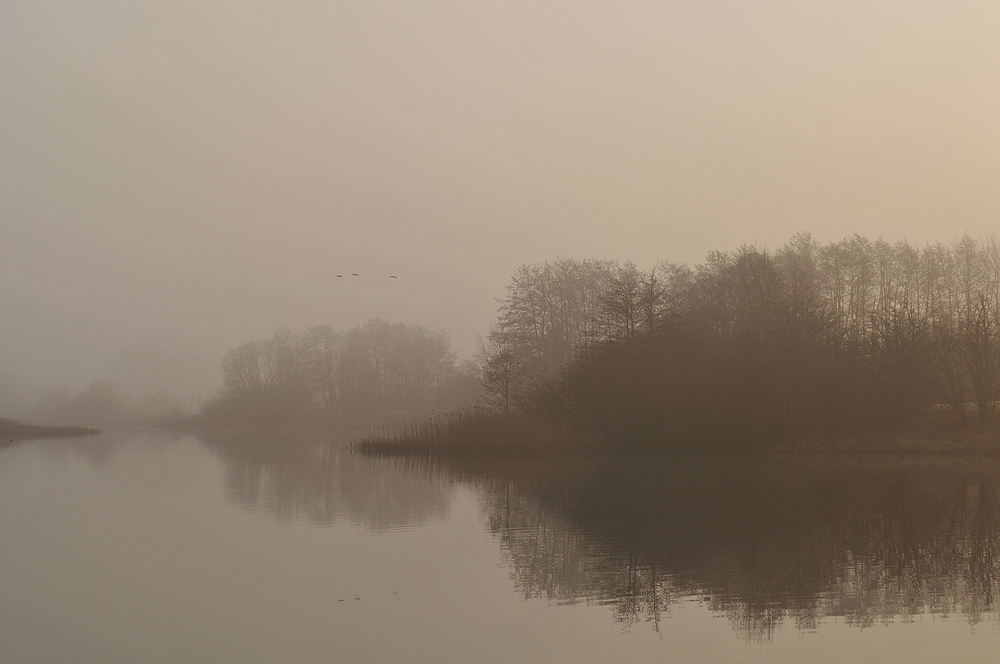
[198,232,1000,455]
[364,232,1000,454]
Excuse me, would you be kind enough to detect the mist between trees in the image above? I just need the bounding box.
[0,377,194,428]
[205,232,1000,453]
[468,232,1000,453]
[200,318,477,426]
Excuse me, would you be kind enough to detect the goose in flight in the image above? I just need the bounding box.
[389,275,397,279]
[352,273,360,277]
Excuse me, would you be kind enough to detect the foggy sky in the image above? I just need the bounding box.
[2,0,998,394]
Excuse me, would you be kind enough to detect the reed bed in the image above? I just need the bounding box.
[353,411,591,456]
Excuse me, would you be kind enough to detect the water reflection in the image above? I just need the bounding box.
[202,429,450,531]
[199,430,1000,639]
[432,454,1000,640]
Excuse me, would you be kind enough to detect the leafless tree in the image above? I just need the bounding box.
[476,331,528,419]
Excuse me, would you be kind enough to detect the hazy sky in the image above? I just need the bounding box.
[2,0,999,394]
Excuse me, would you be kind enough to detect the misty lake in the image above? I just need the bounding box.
[4,430,1000,663]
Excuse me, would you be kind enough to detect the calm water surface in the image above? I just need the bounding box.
[3,429,1000,663]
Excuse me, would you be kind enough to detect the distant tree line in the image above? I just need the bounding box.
[203,318,474,425]
[478,234,1000,451]
[0,378,190,427]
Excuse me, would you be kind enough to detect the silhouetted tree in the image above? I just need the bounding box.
[538,233,1000,451]
[477,330,528,419]
[496,259,616,380]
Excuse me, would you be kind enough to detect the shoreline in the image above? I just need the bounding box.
[0,418,101,444]
[354,416,1000,458]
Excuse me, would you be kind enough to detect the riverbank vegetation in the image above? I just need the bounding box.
[364,233,1000,455]
[353,411,588,456]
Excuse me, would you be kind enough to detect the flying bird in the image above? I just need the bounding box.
[336,274,343,278]
[389,275,397,279]
[352,273,360,277]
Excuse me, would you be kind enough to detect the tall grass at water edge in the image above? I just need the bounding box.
[353,411,588,456]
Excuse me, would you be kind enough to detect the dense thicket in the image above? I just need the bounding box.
[481,234,1000,451]
[204,318,472,424]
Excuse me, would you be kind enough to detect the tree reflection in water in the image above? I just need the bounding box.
[204,431,1000,641]
[202,429,451,531]
[435,454,1000,641]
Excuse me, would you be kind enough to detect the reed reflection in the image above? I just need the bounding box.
[202,430,451,530]
[438,454,1000,640]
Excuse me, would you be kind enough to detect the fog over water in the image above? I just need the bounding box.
[2,0,999,396]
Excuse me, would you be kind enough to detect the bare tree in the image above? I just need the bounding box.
[497,258,615,379]
[960,295,1000,425]
[476,331,527,419]
[598,261,643,346]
